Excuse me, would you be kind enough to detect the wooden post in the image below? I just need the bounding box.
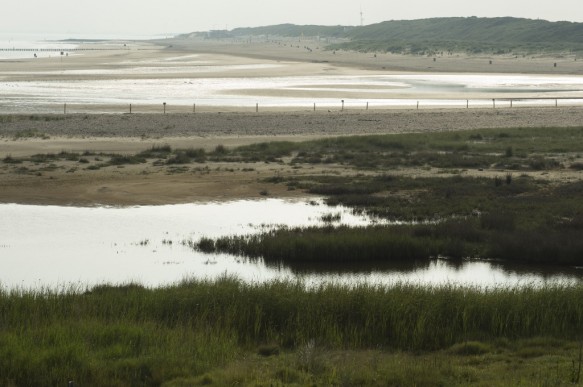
[163,102,166,114]
[64,103,67,114]
[416,101,419,110]
[366,102,369,110]
[493,99,496,109]
[193,103,196,113]
[341,100,344,111]
[256,103,258,113]
[313,103,316,112]
[510,99,513,108]
[466,100,469,109]
[130,104,132,114]
[556,99,558,108]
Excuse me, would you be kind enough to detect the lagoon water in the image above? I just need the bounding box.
[1,199,581,290]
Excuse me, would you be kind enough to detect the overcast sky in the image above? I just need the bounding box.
[2,0,582,38]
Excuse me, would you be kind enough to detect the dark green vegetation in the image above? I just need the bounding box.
[333,17,583,54]
[206,174,583,265]
[0,115,65,125]
[198,17,583,54]
[2,278,583,386]
[1,145,221,172]
[195,126,583,266]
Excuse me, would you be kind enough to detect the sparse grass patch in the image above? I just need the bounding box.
[12,129,50,140]
[137,144,172,159]
[213,144,228,154]
[3,155,21,164]
[107,154,146,166]
[165,148,206,164]
[0,115,14,123]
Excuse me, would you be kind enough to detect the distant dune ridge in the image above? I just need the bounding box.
[182,17,583,53]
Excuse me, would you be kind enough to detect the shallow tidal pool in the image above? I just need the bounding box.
[1,198,581,290]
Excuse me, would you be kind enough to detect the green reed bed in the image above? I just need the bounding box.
[198,225,448,263]
[196,210,583,266]
[1,278,583,385]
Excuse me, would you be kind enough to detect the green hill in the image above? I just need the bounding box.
[208,17,583,54]
[346,17,583,43]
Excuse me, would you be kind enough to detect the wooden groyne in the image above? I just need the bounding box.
[0,48,129,52]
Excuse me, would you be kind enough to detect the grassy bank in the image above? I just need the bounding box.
[2,278,583,385]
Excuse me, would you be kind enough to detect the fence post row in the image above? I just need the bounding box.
[53,98,582,114]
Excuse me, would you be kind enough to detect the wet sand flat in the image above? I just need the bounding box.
[2,39,583,113]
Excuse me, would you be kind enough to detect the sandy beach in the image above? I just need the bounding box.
[1,38,583,205]
[166,37,583,76]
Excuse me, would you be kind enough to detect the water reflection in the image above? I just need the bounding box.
[0,199,581,290]
[282,259,583,288]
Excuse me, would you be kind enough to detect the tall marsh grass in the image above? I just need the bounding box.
[198,216,583,265]
[1,278,583,384]
[202,225,444,263]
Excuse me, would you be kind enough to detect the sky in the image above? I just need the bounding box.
[2,0,582,38]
